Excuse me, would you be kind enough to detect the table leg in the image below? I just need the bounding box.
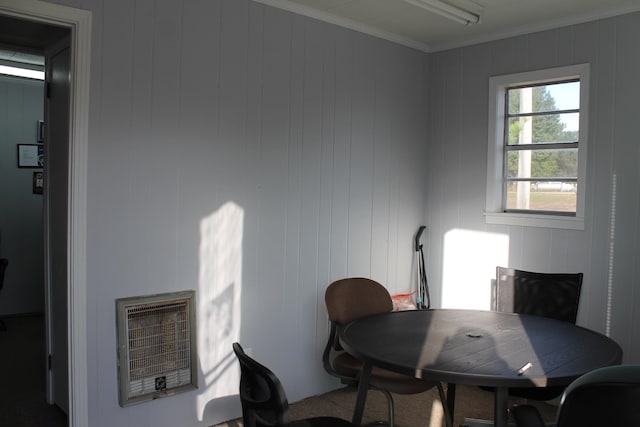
[494,386,509,427]
[446,382,456,421]
[352,360,372,426]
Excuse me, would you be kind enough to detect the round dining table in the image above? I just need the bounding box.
[339,308,622,427]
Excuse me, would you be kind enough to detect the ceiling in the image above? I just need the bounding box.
[0,15,68,67]
[2,0,640,62]
[255,0,640,52]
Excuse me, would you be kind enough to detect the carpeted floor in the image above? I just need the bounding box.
[213,382,558,427]
[0,315,67,427]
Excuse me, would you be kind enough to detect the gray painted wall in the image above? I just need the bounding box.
[75,1,428,425]
[426,13,640,363]
[0,75,44,315]
[29,0,640,425]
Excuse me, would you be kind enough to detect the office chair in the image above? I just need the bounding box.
[512,365,640,427]
[464,267,583,427]
[494,266,583,401]
[232,342,355,427]
[0,258,7,331]
[323,277,450,427]
[495,267,583,323]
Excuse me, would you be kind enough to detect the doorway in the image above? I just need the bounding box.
[0,14,70,419]
[0,2,91,426]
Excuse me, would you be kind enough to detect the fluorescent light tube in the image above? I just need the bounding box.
[0,65,45,80]
[403,0,480,25]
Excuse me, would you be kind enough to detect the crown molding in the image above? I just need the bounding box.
[253,0,640,54]
[251,0,432,52]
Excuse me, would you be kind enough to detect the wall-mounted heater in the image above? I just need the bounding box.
[116,290,197,407]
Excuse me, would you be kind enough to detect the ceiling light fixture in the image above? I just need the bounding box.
[403,0,480,25]
[0,64,45,80]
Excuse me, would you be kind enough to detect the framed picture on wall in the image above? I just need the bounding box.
[17,144,44,168]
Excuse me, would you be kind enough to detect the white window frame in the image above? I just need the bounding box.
[485,64,590,230]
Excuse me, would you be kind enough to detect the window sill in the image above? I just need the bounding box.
[484,211,584,230]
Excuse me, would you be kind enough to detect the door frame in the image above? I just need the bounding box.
[0,1,91,426]
[45,34,72,413]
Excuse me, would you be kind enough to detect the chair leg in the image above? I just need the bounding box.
[436,383,452,427]
[378,389,394,427]
[374,387,451,427]
[364,388,394,427]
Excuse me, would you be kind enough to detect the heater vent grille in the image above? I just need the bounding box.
[116,291,197,406]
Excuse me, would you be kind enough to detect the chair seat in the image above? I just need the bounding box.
[479,384,565,402]
[509,385,565,401]
[290,417,355,427]
[333,352,437,394]
[511,404,546,427]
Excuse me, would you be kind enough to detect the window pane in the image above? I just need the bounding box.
[507,113,579,145]
[506,181,577,213]
[506,148,578,178]
[508,81,580,114]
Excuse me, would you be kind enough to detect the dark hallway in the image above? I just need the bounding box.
[0,315,66,426]
[0,12,73,425]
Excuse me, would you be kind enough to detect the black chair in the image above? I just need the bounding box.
[495,267,583,323]
[0,258,7,331]
[512,365,640,427]
[494,266,583,401]
[323,277,450,427]
[232,342,355,427]
[465,267,584,427]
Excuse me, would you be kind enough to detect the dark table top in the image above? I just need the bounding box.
[340,308,622,389]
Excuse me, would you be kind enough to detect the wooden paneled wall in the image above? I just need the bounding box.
[81,0,428,424]
[39,0,640,425]
[426,13,640,364]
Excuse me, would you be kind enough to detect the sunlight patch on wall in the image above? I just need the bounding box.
[196,201,244,420]
[442,229,509,310]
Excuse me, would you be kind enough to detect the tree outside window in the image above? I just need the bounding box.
[504,80,580,214]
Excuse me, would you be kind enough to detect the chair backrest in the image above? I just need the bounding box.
[496,267,583,323]
[556,365,640,426]
[233,342,290,427]
[323,278,393,380]
[325,277,393,326]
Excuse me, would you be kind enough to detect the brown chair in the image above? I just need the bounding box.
[323,277,450,427]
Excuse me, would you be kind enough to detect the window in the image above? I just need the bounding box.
[485,64,589,230]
